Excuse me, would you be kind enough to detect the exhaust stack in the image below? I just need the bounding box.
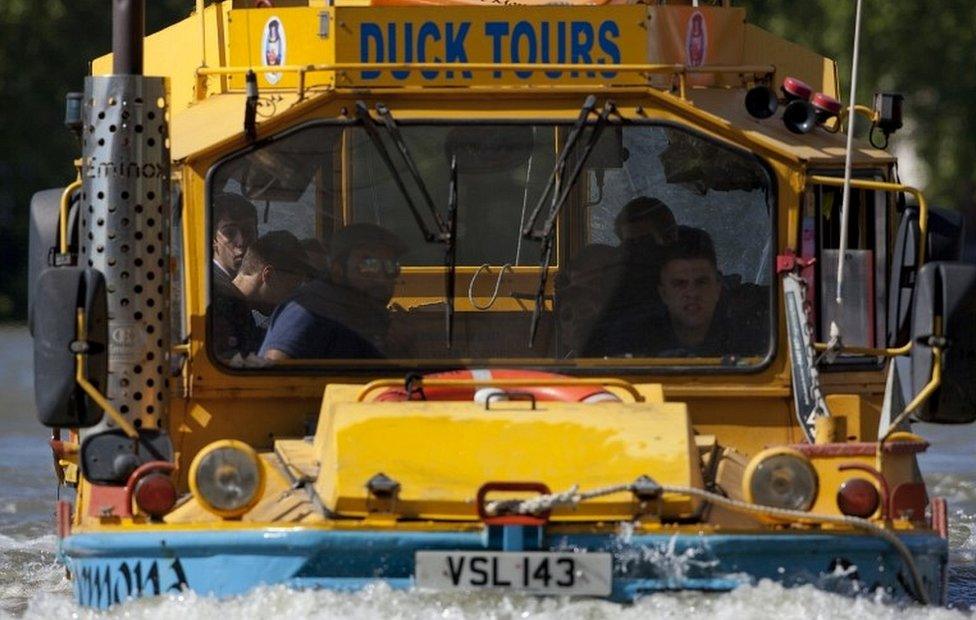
[77,0,173,483]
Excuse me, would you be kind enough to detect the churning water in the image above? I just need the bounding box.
[1,324,974,619]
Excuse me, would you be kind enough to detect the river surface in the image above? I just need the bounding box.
[1,324,974,618]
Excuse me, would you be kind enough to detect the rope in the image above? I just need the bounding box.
[485,481,930,605]
[468,264,514,310]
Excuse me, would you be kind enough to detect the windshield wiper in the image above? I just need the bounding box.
[375,103,449,237]
[354,101,447,243]
[524,99,616,348]
[444,156,459,348]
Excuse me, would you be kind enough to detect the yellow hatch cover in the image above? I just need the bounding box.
[313,399,701,521]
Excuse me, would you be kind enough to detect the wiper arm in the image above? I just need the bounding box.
[444,155,459,349]
[375,103,449,237]
[526,100,616,348]
[354,101,445,243]
[521,95,598,239]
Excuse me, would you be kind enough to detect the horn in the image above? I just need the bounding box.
[745,86,778,119]
[783,100,817,134]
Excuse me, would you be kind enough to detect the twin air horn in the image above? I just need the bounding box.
[744,77,842,134]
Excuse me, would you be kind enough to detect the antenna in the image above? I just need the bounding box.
[830,0,865,346]
[835,0,865,304]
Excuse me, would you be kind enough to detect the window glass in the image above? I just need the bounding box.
[208,120,773,369]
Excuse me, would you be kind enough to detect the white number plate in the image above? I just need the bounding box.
[414,551,612,595]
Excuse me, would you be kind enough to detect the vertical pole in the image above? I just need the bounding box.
[112,0,145,75]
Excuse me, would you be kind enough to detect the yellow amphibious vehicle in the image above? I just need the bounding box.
[26,0,976,608]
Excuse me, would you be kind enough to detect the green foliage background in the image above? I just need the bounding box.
[0,1,973,320]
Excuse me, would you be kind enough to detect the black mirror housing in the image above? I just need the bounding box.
[909,261,976,424]
[32,267,108,428]
[887,206,964,347]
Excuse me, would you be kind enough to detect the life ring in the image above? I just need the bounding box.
[374,369,621,403]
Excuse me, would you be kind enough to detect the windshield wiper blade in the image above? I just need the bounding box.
[526,100,615,348]
[444,155,459,349]
[375,103,449,238]
[354,101,443,243]
[520,95,598,239]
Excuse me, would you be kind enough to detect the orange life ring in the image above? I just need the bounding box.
[374,369,620,403]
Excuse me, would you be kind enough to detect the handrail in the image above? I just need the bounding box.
[59,177,82,255]
[356,377,645,403]
[806,175,928,357]
[196,62,775,101]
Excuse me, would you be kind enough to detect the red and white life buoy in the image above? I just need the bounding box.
[374,369,620,403]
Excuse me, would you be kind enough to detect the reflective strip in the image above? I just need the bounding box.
[470,369,493,381]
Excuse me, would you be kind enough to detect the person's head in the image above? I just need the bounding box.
[614,196,677,245]
[329,224,407,304]
[657,226,721,345]
[300,237,329,272]
[212,192,258,276]
[555,244,621,353]
[234,230,314,312]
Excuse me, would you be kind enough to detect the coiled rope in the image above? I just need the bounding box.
[485,481,930,605]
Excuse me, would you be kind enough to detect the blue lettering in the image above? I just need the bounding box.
[485,22,509,78]
[540,22,563,79]
[598,21,620,78]
[445,22,471,79]
[570,21,594,78]
[417,22,441,79]
[392,22,413,80]
[360,23,383,79]
[511,21,537,79]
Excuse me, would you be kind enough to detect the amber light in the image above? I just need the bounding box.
[134,472,177,518]
[837,478,880,518]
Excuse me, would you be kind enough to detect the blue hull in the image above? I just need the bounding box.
[61,527,948,608]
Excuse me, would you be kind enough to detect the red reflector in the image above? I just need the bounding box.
[812,93,842,115]
[134,473,177,518]
[837,478,880,518]
[782,77,813,101]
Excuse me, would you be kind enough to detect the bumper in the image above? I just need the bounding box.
[61,527,948,608]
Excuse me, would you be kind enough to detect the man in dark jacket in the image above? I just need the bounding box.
[259,224,407,360]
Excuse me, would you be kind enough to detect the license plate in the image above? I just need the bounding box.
[414,551,612,595]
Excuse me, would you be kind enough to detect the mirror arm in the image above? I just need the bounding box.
[74,308,139,439]
[879,341,942,447]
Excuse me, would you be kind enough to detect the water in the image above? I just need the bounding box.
[1,324,973,618]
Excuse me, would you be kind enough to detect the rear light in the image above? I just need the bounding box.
[134,472,177,518]
[812,93,842,124]
[836,478,880,518]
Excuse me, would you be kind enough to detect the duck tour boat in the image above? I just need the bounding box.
[27,0,976,609]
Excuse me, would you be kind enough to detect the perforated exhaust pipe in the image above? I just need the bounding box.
[77,0,174,484]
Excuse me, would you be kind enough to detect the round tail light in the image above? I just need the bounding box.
[837,478,880,518]
[781,77,813,101]
[134,472,177,518]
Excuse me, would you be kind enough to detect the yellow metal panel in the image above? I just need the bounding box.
[741,23,838,98]
[314,401,699,520]
[331,6,647,87]
[227,7,337,91]
[94,1,232,111]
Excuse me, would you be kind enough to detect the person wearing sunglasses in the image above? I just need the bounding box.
[259,223,407,361]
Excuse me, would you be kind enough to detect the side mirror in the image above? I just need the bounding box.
[32,267,107,428]
[909,261,976,424]
[887,206,965,346]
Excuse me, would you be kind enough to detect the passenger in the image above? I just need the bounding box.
[212,192,258,287]
[553,244,622,358]
[614,195,678,247]
[212,231,314,359]
[300,237,329,272]
[650,226,765,357]
[259,223,407,360]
